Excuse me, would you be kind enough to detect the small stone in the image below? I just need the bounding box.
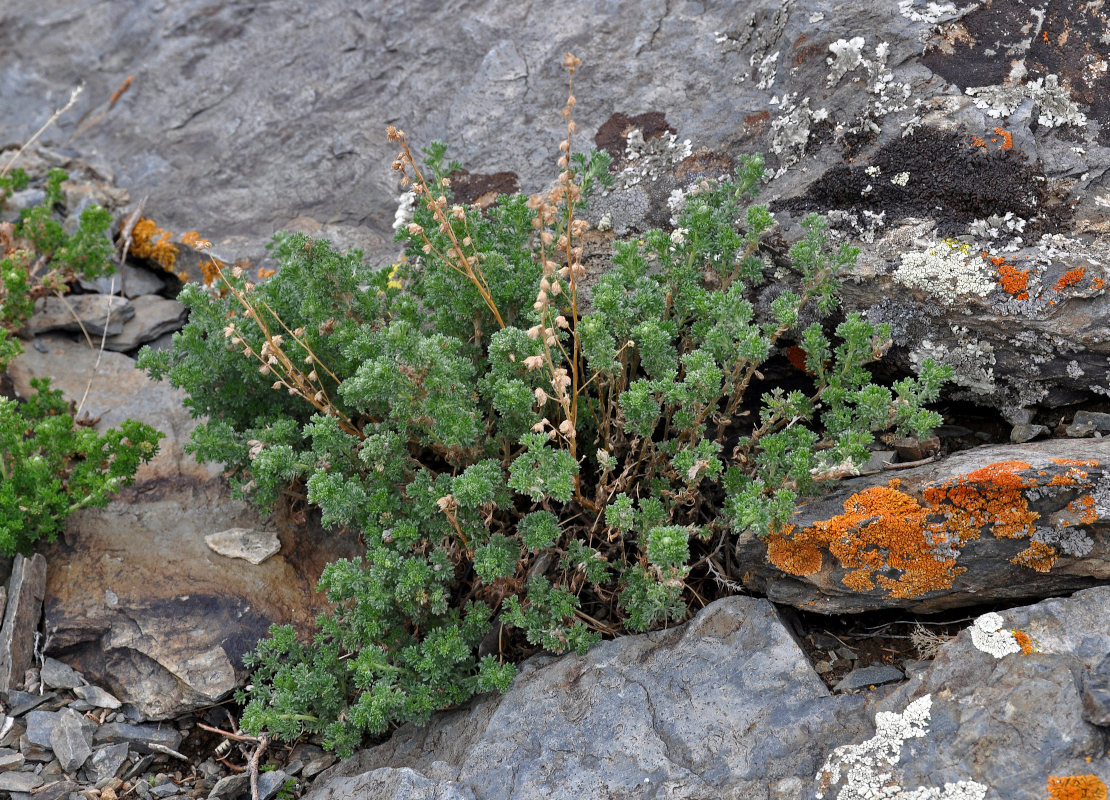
[51,707,95,773]
[74,685,123,709]
[94,723,182,754]
[833,664,905,693]
[40,657,85,689]
[89,743,131,783]
[7,689,54,716]
[79,264,167,298]
[814,659,833,675]
[1010,423,1048,443]
[299,752,335,778]
[26,295,134,337]
[257,770,289,800]
[1081,652,1110,726]
[204,528,281,565]
[0,553,48,693]
[0,749,24,769]
[150,782,182,798]
[1068,410,1110,437]
[207,772,249,799]
[25,709,61,747]
[102,296,188,352]
[0,771,44,792]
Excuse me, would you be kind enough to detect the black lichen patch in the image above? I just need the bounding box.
[445,169,519,208]
[921,0,1109,144]
[775,126,1069,237]
[594,111,676,159]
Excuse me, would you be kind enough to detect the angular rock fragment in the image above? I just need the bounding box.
[204,528,281,565]
[74,684,122,709]
[50,707,94,773]
[41,657,85,689]
[0,553,48,692]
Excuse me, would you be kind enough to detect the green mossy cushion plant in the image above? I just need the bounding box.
[139,54,951,756]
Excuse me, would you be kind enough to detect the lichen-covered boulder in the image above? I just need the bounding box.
[737,440,1110,614]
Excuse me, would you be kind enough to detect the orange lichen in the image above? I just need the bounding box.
[992,126,1013,150]
[1055,266,1087,291]
[258,267,276,279]
[1092,277,1106,291]
[130,217,179,272]
[971,135,987,148]
[1046,774,1108,800]
[1012,628,1034,655]
[997,261,1031,299]
[1069,495,1099,525]
[200,258,225,286]
[1012,539,1057,572]
[965,460,1035,489]
[1051,459,1100,467]
[765,524,824,576]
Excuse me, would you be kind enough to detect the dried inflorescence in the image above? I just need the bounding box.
[767,459,1104,596]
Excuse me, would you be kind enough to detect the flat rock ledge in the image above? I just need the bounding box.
[738,439,1110,614]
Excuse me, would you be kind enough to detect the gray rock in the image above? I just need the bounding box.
[50,707,94,774]
[26,295,134,337]
[817,587,1110,799]
[307,596,870,800]
[87,742,130,783]
[737,439,1110,614]
[79,264,167,298]
[40,657,85,690]
[23,710,60,749]
[73,684,122,709]
[6,689,53,716]
[102,295,188,352]
[1010,423,1049,443]
[93,722,181,754]
[257,769,289,800]
[0,749,24,769]
[150,782,182,798]
[0,771,43,793]
[1068,411,1110,437]
[208,772,249,800]
[0,553,47,692]
[1081,653,1110,727]
[833,664,905,693]
[204,528,281,565]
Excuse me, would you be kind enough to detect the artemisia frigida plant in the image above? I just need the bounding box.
[140,54,951,755]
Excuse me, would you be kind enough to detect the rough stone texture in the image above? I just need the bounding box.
[88,742,130,783]
[73,684,121,709]
[24,709,60,748]
[816,587,1110,800]
[204,528,282,565]
[832,664,905,693]
[0,553,47,692]
[50,707,94,774]
[1081,653,1110,727]
[307,596,870,800]
[40,656,84,690]
[3,0,1110,414]
[0,770,43,792]
[102,295,188,352]
[93,722,181,754]
[737,439,1110,614]
[79,264,167,298]
[26,295,134,337]
[42,479,360,720]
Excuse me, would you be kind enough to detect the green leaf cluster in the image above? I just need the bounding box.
[149,138,951,755]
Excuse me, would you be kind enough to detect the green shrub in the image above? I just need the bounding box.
[140,55,951,755]
[0,166,162,554]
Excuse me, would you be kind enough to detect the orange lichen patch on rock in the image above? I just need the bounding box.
[971,135,987,148]
[996,261,1030,300]
[928,461,1039,541]
[991,126,1013,150]
[200,258,225,286]
[765,524,824,577]
[965,460,1035,489]
[1050,466,1091,486]
[1046,774,1108,800]
[131,217,179,272]
[1012,539,1057,572]
[1069,495,1099,525]
[1012,628,1035,655]
[1051,458,1100,467]
[808,483,964,598]
[1092,277,1106,291]
[1055,266,1087,291]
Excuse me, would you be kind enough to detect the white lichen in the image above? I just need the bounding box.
[391,191,417,232]
[816,695,988,800]
[969,612,1021,658]
[894,240,996,305]
[1033,525,1094,558]
[770,94,818,177]
[1067,360,1085,379]
[754,50,780,90]
[891,171,910,187]
[966,74,1087,128]
[827,37,867,88]
[897,0,958,25]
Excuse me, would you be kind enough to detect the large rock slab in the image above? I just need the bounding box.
[737,439,1110,614]
[42,480,361,720]
[306,596,871,800]
[3,1,1110,415]
[0,553,47,692]
[814,587,1110,800]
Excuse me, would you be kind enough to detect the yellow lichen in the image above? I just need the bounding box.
[130,217,179,272]
[1046,774,1108,800]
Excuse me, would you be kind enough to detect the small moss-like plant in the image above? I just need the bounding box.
[141,55,951,755]
[0,165,162,554]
